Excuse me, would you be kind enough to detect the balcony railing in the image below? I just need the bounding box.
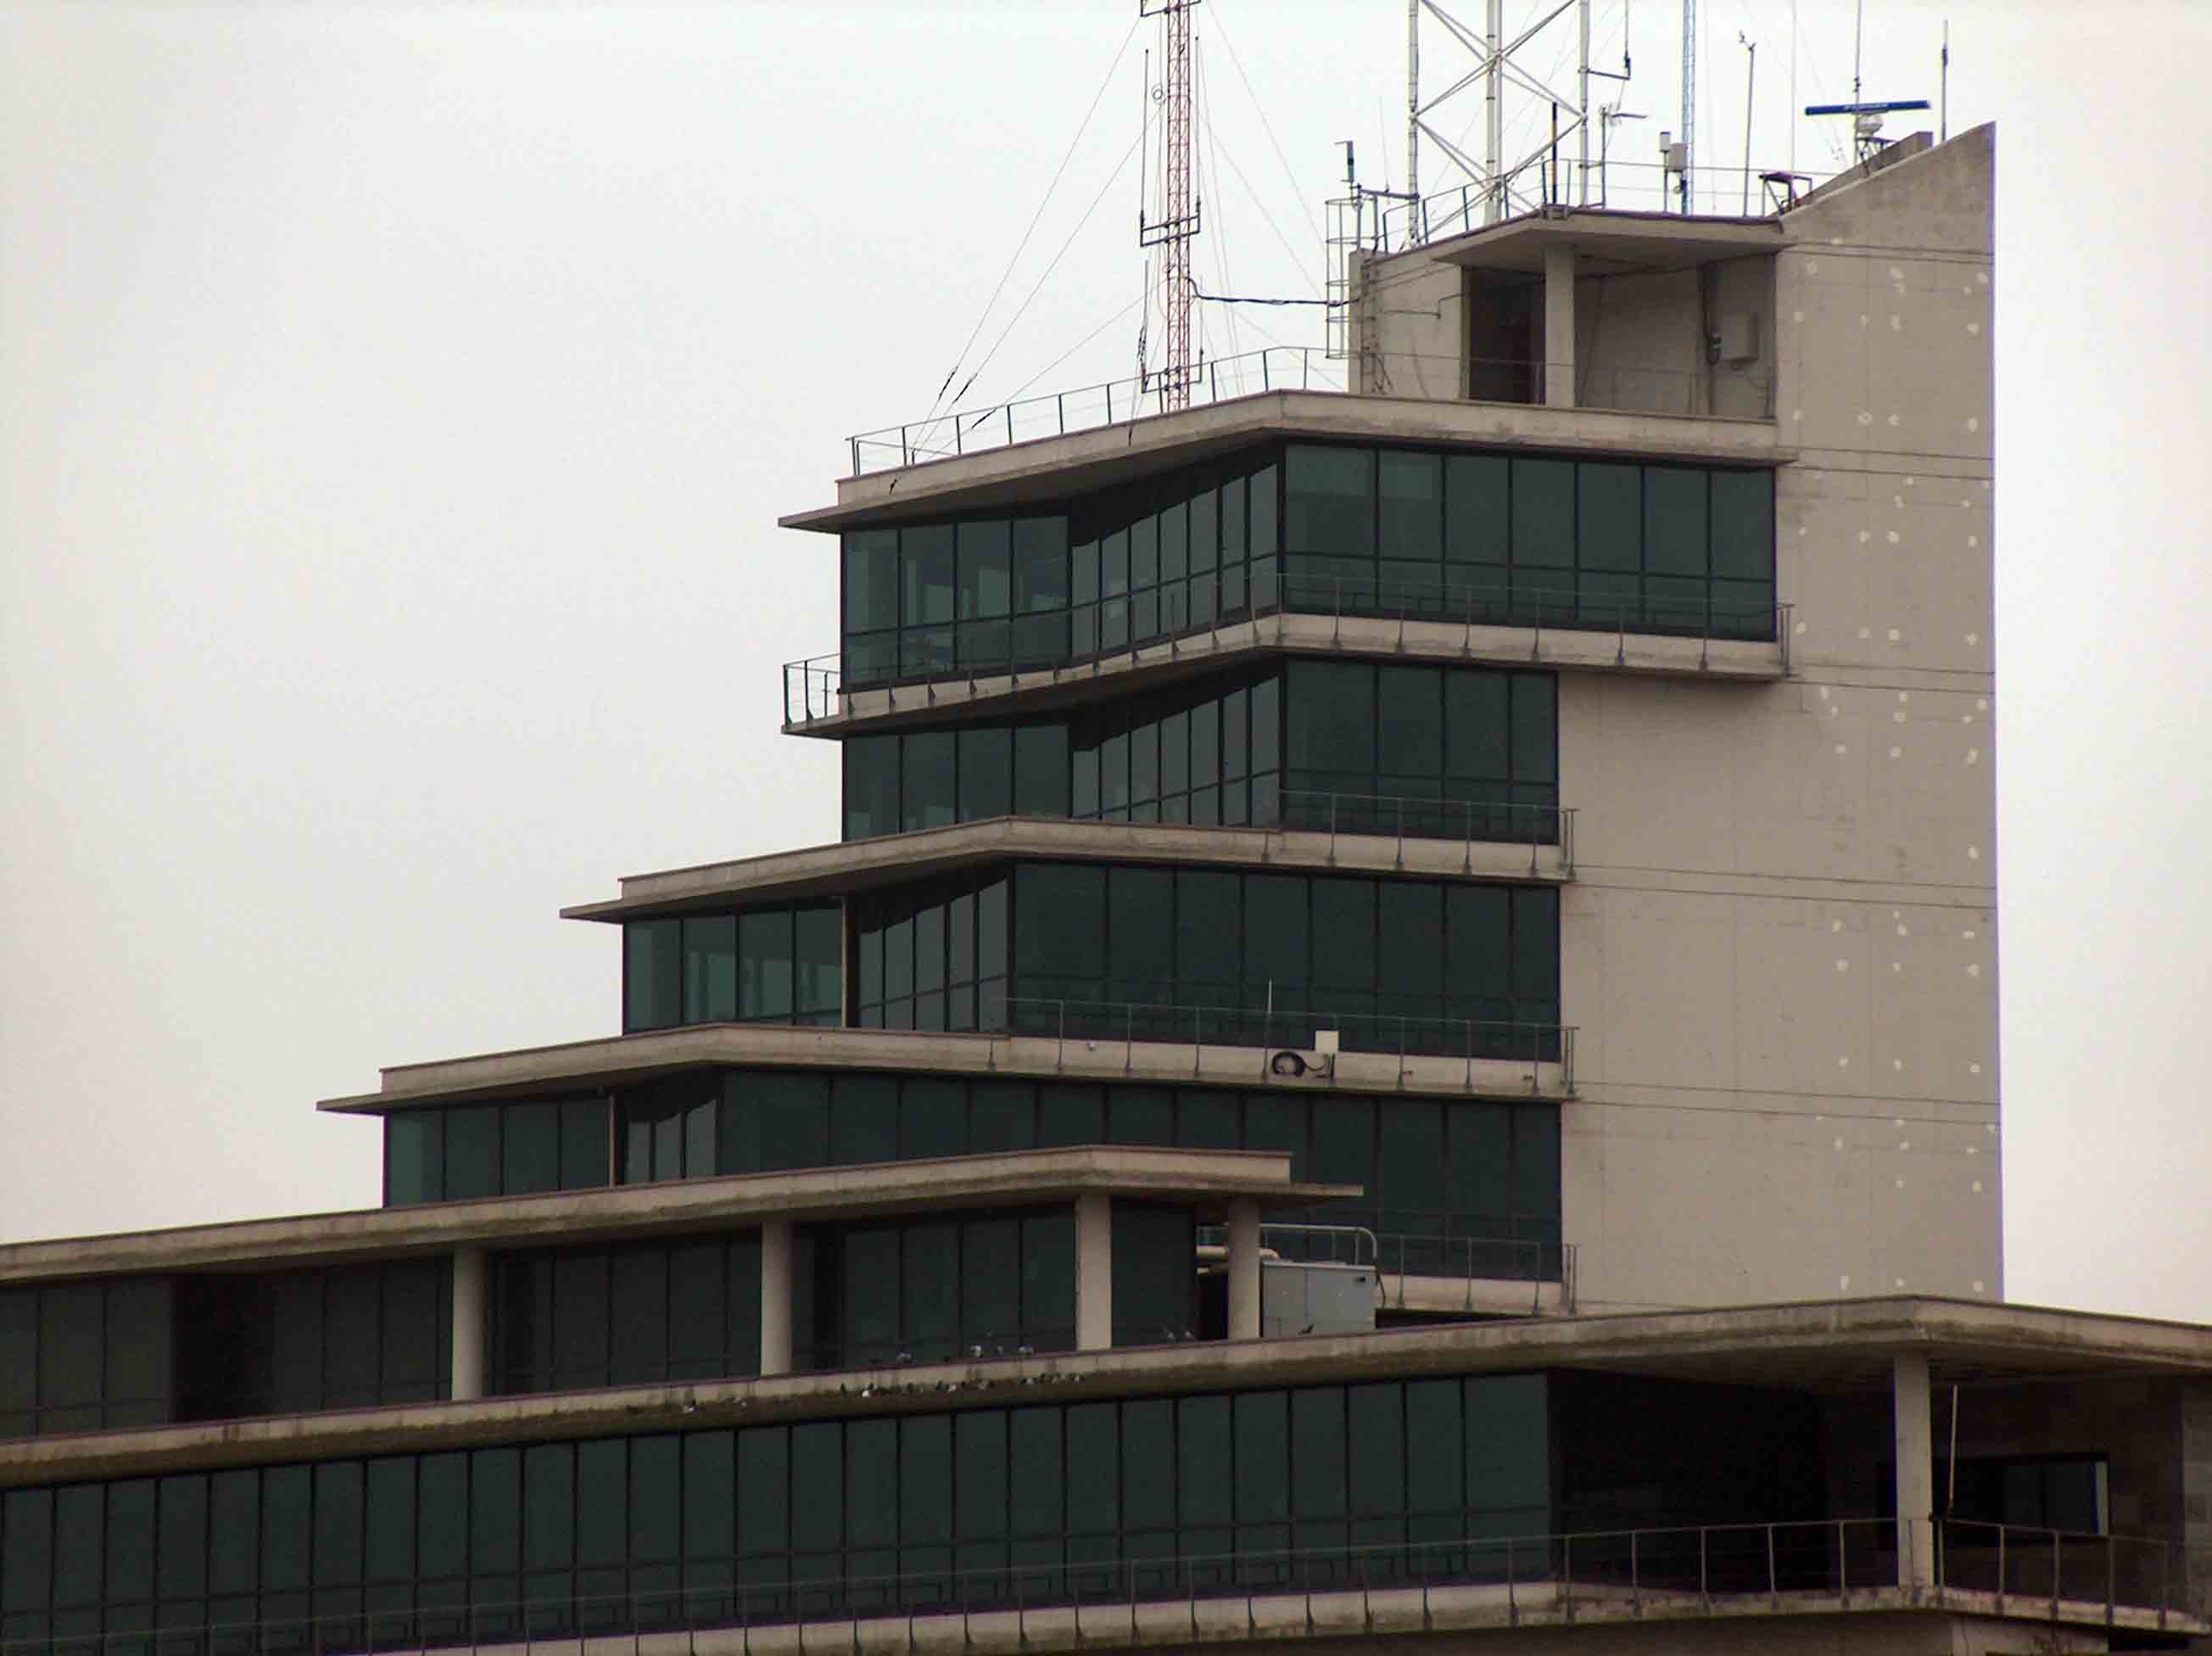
[848,346,1342,476]
[22,1518,2187,1656]
[785,576,1790,723]
[1003,996,1572,1095]
[1278,791,1571,873]
[1195,1220,1575,1304]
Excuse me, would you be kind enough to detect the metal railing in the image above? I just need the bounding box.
[8,1517,2184,1656]
[1001,996,1572,1095]
[1194,1220,1380,1270]
[785,575,1790,722]
[1377,1232,1575,1306]
[848,346,1343,476]
[1276,790,1571,874]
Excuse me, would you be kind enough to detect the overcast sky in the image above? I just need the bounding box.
[3,0,2207,1323]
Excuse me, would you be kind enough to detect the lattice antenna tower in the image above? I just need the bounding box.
[1405,0,1630,241]
[1140,0,1202,410]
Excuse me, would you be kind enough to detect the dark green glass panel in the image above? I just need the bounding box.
[902,525,956,625]
[1012,518,1070,613]
[1444,454,1510,568]
[1444,670,1508,782]
[444,1105,500,1201]
[846,1419,897,1549]
[1175,871,1240,994]
[958,1217,1019,1354]
[1509,459,1574,568]
[625,919,681,1033]
[1008,1408,1064,1538]
[1249,461,1279,556]
[1065,1404,1118,1535]
[1445,886,1512,1006]
[1120,1398,1174,1541]
[1645,467,1707,575]
[610,1250,669,1385]
[839,1228,900,1363]
[957,520,1011,619]
[1291,1390,1348,1521]
[740,910,796,1021]
[103,1277,171,1417]
[1449,1104,1513,1237]
[260,1466,311,1592]
[36,1286,100,1420]
[1405,1379,1464,1517]
[1377,882,1444,1003]
[902,731,956,833]
[1014,724,1070,818]
[845,735,901,841]
[968,1082,1036,1153]
[1512,1101,1563,1233]
[682,1432,735,1560]
[902,1221,959,1359]
[1577,462,1640,572]
[2,1489,53,1612]
[1378,450,1443,560]
[1105,868,1172,993]
[1019,1212,1076,1350]
[755,1072,830,1172]
[1709,469,1774,579]
[551,1254,611,1385]
[735,1427,788,1563]
[788,1424,841,1556]
[795,907,843,1021]
[1310,1098,1376,1199]
[321,1268,381,1407]
[501,1103,561,1198]
[383,1111,441,1207]
[1511,887,1561,1007]
[1175,1088,1239,1149]
[954,1412,1008,1547]
[1310,880,1376,994]
[156,1475,209,1602]
[1378,1100,1447,1223]
[1242,875,1308,993]
[576,1441,628,1569]
[1109,1088,1172,1147]
[682,915,739,1024]
[958,726,1013,820]
[1111,1204,1193,1346]
[843,530,899,634]
[1375,666,1442,790]
[832,1076,898,1166]
[103,1479,154,1603]
[629,1436,680,1563]
[561,1099,611,1189]
[1012,864,1104,993]
[362,1459,413,1585]
[1511,674,1557,784]
[899,1416,953,1545]
[1466,1374,1551,1520]
[1232,1391,1289,1525]
[207,1472,257,1596]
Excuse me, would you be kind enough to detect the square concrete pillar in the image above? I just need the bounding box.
[1226,1200,1263,1342]
[760,1218,795,1378]
[450,1247,487,1402]
[1543,243,1577,408]
[1894,1351,1936,1592]
[1075,1193,1113,1351]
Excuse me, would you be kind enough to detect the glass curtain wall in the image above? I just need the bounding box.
[378,1071,1561,1278]
[383,1099,612,1208]
[841,663,1556,844]
[837,443,1775,685]
[173,1262,451,1422]
[1008,864,1560,1060]
[624,907,841,1034]
[0,1280,174,1439]
[492,1234,762,1395]
[851,870,1008,1032]
[792,1208,1076,1371]
[0,1376,1551,1646]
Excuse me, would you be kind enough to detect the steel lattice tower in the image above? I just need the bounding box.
[1141,0,1201,409]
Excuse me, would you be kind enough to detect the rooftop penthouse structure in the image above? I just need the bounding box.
[7,121,2212,1656]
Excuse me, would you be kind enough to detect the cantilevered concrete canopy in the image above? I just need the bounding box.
[0,1146,1353,1288]
[561,815,1571,926]
[1420,206,1785,277]
[317,1022,1575,1116]
[784,389,1785,531]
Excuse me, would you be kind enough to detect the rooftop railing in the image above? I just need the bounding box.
[13,1517,2186,1656]
[1003,996,1572,1095]
[849,346,1342,476]
[846,342,1779,477]
[1194,1221,1575,1307]
[784,578,1790,723]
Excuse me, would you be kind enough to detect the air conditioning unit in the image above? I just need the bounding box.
[1268,1029,1339,1080]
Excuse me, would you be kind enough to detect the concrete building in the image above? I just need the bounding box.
[6,121,2212,1655]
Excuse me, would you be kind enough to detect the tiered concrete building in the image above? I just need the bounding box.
[7,121,2212,1655]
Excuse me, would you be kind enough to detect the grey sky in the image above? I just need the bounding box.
[3,0,2206,1323]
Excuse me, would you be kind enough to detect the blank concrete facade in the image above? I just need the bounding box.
[1349,128,1998,1312]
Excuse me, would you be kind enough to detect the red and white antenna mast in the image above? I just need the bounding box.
[1141,0,1201,409]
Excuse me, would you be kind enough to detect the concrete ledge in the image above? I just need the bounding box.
[567,816,1570,923]
[0,1147,1355,1286]
[332,1584,2199,1655]
[1384,1272,1574,1319]
[785,390,1785,530]
[787,612,1783,741]
[9,1295,2212,1489]
[320,1026,1572,1116]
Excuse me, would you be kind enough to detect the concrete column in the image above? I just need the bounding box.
[760,1218,795,1378]
[1543,243,1577,408]
[1226,1200,1263,1342]
[450,1247,487,1402]
[1075,1193,1113,1351]
[1894,1351,1936,1592]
